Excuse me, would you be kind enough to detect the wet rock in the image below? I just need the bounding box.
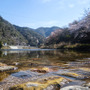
[30,67,50,73]
[10,83,60,90]
[0,89,3,90]
[9,87,23,90]
[61,72,80,77]
[54,69,85,79]
[29,63,39,67]
[44,83,61,90]
[1,71,70,90]
[0,65,16,72]
[12,62,20,66]
[0,72,9,81]
[30,66,59,74]
[0,62,7,66]
[0,62,16,72]
[26,83,38,87]
[61,85,89,90]
[83,83,90,88]
[33,70,47,73]
[11,70,40,79]
[9,76,66,90]
[79,68,90,72]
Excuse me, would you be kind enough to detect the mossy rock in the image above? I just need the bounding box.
[9,76,65,90]
[10,83,60,90]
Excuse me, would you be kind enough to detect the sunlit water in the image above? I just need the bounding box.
[0,49,90,89]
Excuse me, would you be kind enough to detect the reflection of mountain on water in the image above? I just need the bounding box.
[0,49,50,60]
[2,49,53,55]
[0,50,90,89]
[2,50,31,55]
[0,49,90,65]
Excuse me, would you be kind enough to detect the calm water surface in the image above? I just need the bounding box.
[0,49,90,88]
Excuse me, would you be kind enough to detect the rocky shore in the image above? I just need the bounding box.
[0,63,16,72]
[0,63,89,90]
[0,56,90,90]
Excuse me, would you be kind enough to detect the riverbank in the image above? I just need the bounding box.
[1,45,39,49]
[41,43,90,51]
[0,49,90,90]
[1,62,90,90]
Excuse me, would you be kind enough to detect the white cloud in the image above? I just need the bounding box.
[68,4,75,8]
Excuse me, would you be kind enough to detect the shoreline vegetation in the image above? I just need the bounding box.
[1,45,39,49]
[41,11,90,51]
[1,43,90,51]
[0,10,90,51]
[41,43,90,51]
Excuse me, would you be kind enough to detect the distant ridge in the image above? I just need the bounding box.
[35,26,60,37]
[0,15,62,46]
[14,25,45,46]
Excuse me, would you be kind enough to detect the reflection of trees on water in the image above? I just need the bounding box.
[0,50,90,64]
[0,51,2,57]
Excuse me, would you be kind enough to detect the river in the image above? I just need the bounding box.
[0,49,90,89]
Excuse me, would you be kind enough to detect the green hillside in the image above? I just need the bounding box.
[14,25,45,46]
[0,16,27,45]
[44,12,90,49]
[35,26,60,37]
[0,16,44,46]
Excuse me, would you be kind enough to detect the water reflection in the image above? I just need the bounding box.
[0,49,90,61]
[0,49,90,67]
[0,49,90,89]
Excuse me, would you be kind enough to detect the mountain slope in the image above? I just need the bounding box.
[0,16,27,45]
[35,26,60,37]
[45,12,90,47]
[0,16,44,46]
[68,14,90,43]
[14,25,45,46]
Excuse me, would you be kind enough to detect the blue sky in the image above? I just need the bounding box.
[0,0,90,28]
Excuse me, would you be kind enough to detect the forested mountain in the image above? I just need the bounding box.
[35,26,60,37]
[0,16,61,46]
[1,10,90,48]
[0,16,44,46]
[14,25,45,46]
[45,12,90,49]
[0,16,27,45]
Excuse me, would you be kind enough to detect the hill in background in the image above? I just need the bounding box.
[0,16,27,45]
[0,16,60,46]
[0,16,45,46]
[44,11,90,49]
[35,26,60,37]
[14,25,45,46]
[1,10,90,48]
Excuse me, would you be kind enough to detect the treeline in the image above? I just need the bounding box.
[0,16,44,46]
[44,11,90,49]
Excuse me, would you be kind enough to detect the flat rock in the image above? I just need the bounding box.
[61,85,89,90]
[9,75,68,90]
[44,83,61,90]
[0,66,15,71]
[11,70,41,79]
